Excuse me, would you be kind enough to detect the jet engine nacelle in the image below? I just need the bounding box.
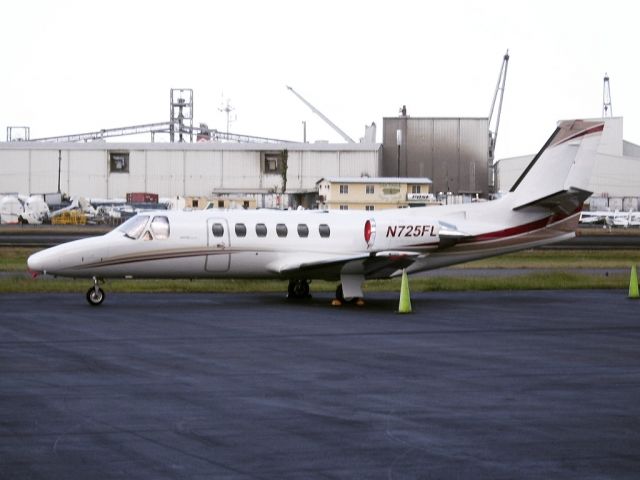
[363,217,440,251]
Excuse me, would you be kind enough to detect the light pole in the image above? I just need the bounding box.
[396,129,402,177]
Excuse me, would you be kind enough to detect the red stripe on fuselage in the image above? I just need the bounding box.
[471,216,553,242]
[468,208,580,242]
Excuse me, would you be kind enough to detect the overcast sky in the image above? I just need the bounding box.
[3,0,638,159]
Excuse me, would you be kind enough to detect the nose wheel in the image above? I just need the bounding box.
[287,279,311,299]
[86,277,105,306]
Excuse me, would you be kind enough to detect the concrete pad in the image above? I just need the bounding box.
[0,290,639,479]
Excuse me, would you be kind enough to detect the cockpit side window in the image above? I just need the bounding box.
[118,215,150,240]
[151,216,170,240]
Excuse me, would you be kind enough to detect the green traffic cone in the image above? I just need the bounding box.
[629,265,639,299]
[398,269,412,314]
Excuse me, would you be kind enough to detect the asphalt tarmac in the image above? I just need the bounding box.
[1,291,639,479]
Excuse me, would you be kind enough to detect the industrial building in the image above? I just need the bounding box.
[495,117,640,209]
[382,116,490,196]
[0,141,381,209]
[316,177,433,211]
[2,69,638,213]
[379,54,508,197]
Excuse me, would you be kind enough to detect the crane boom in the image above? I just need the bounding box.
[286,86,355,143]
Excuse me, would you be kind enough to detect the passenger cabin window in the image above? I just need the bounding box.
[276,223,288,238]
[297,224,309,238]
[319,224,330,238]
[118,215,150,240]
[256,223,268,237]
[150,216,170,240]
[211,223,225,237]
[235,223,247,237]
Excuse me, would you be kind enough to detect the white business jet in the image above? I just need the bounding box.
[28,119,607,306]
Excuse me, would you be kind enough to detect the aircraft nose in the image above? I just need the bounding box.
[27,252,44,273]
[27,250,52,274]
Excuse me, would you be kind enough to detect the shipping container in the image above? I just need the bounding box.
[126,192,159,203]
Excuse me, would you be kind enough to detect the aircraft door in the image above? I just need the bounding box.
[206,218,230,272]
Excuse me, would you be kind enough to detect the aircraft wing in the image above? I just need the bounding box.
[267,251,422,280]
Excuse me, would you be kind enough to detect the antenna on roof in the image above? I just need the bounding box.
[218,94,236,137]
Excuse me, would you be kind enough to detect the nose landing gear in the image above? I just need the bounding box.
[86,277,105,306]
[287,279,311,300]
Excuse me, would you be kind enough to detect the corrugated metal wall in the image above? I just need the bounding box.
[382,117,489,195]
[0,144,381,199]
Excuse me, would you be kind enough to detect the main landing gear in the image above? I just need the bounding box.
[287,275,364,307]
[332,284,365,307]
[86,277,105,306]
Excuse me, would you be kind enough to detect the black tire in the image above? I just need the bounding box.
[335,284,344,302]
[86,287,105,306]
[288,279,310,299]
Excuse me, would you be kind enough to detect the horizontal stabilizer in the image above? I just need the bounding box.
[512,187,592,216]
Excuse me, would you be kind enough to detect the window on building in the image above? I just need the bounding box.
[411,185,422,194]
[366,185,374,194]
[211,223,225,237]
[297,224,309,238]
[339,184,349,194]
[276,223,288,238]
[218,200,225,208]
[319,224,330,238]
[256,223,268,237]
[150,216,170,239]
[339,205,349,210]
[235,223,247,237]
[109,151,129,173]
[365,205,375,211]
[262,151,284,174]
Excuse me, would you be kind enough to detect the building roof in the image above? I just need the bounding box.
[0,141,381,153]
[316,176,432,185]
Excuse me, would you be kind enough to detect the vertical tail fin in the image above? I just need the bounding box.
[509,119,606,212]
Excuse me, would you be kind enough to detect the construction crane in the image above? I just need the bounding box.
[488,50,510,160]
[488,50,510,192]
[286,85,356,143]
[602,73,613,118]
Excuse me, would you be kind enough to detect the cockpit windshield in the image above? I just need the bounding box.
[118,215,150,240]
